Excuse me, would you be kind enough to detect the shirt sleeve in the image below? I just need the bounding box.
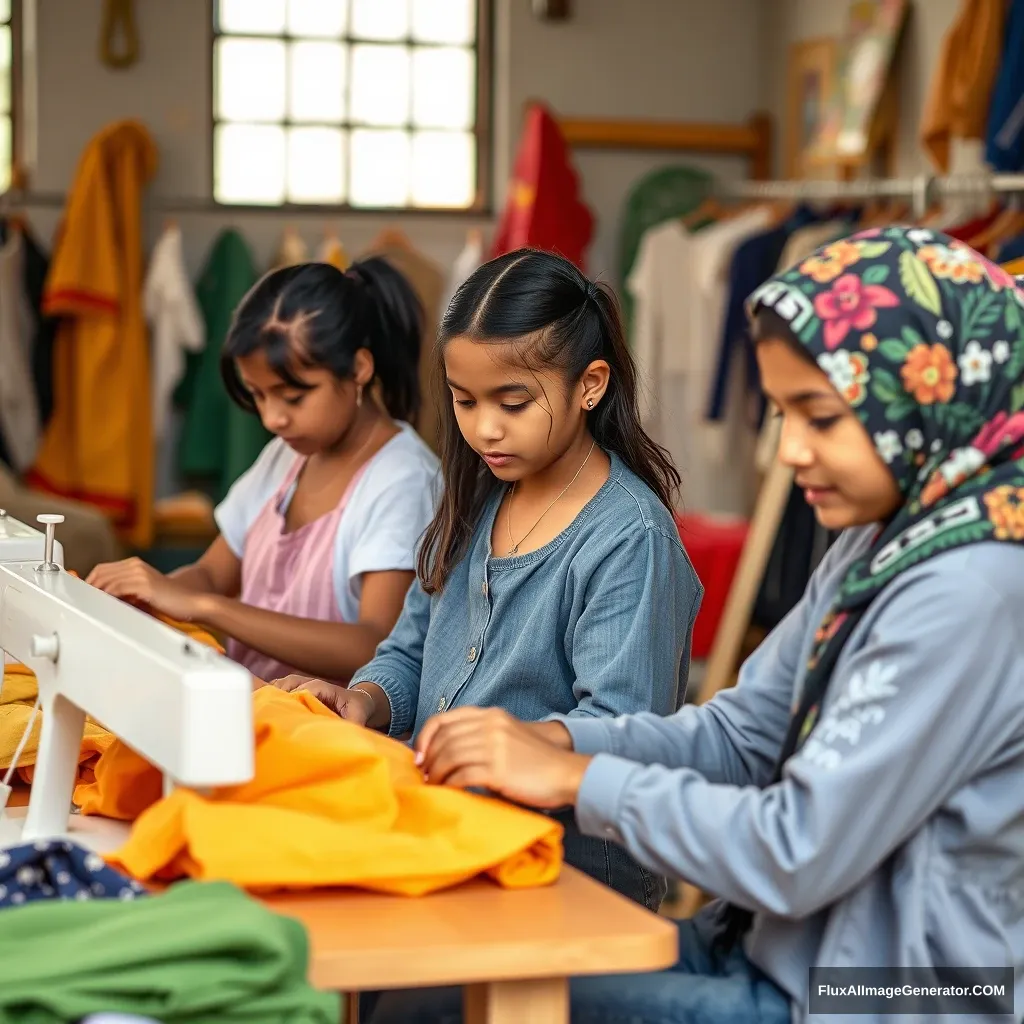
[572,565,1023,918]
[350,578,432,738]
[561,523,863,786]
[213,439,293,557]
[551,524,702,723]
[344,457,439,586]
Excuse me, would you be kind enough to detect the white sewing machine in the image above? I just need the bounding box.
[0,510,254,852]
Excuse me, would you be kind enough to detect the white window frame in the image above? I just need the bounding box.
[210,0,492,212]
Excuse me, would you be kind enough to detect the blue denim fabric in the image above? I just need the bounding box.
[363,904,791,1024]
[353,451,702,739]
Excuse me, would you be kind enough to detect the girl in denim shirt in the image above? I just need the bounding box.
[275,248,702,910]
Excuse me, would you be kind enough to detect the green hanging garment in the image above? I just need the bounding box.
[0,879,340,1023]
[617,165,713,339]
[174,229,271,500]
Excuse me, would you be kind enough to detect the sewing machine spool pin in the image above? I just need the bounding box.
[34,514,64,573]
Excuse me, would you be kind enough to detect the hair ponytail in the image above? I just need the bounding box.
[346,256,423,422]
[220,256,423,422]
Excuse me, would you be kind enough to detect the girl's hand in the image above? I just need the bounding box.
[86,557,203,623]
[270,675,374,725]
[415,707,592,809]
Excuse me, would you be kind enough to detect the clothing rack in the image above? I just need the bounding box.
[714,172,1024,220]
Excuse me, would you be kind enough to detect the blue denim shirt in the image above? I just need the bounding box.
[353,451,703,738]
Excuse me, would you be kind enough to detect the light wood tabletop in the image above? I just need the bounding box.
[266,865,680,1024]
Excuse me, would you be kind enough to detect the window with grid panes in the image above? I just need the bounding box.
[0,0,12,192]
[213,0,483,209]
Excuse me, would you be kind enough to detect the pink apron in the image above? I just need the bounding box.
[226,456,367,683]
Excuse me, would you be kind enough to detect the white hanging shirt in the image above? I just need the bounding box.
[0,229,41,471]
[144,224,205,440]
[627,208,771,518]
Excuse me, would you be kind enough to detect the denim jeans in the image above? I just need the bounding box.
[555,808,667,913]
[363,903,791,1024]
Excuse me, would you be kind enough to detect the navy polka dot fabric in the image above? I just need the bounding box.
[0,840,146,907]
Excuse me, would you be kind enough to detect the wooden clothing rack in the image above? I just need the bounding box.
[549,110,774,180]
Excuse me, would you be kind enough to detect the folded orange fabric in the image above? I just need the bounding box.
[79,687,563,896]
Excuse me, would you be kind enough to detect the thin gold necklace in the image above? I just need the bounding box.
[506,439,597,556]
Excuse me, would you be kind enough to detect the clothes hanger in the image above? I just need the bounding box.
[370,226,414,252]
[968,197,1024,256]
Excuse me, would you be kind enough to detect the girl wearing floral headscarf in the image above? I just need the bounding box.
[367,225,1024,1024]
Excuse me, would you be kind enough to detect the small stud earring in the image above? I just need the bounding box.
[586,398,594,409]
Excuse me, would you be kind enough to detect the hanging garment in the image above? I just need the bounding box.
[175,229,270,500]
[24,121,157,549]
[18,224,59,431]
[272,226,308,268]
[79,687,563,896]
[1003,255,1024,275]
[617,165,712,339]
[0,840,146,908]
[225,457,368,683]
[440,229,483,315]
[920,0,1007,172]
[987,0,1024,172]
[317,232,349,270]
[627,209,770,516]
[0,227,42,472]
[491,102,594,271]
[361,239,445,453]
[144,223,204,442]
[0,879,340,1024]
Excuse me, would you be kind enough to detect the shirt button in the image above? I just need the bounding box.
[468,646,477,662]
[438,697,447,712]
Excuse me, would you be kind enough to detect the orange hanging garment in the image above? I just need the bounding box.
[920,0,1006,172]
[79,687,563,896]
[25,121,158,548]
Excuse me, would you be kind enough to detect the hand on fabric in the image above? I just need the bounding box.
[86,557,204,623]
[269,675,373,725]
[414,707,591,809]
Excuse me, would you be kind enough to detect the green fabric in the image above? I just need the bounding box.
[0,879,340,1023]
[175,229,271,500]
[616,165,712,338]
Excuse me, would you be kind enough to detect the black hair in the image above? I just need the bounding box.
[750,307,817,366]
[220,256,423,422]
[417,247,681,594]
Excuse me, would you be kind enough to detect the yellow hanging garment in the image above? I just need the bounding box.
[81,686,564,896]
[25,121,158,549]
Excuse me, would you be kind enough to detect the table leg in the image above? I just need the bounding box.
[464,977,569,1024]
[345,991,360,1023]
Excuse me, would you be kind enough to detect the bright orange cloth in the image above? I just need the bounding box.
[25,120,158,548]
[1002,257,1024,276]
[81,687,563,896]
[920,0,1006,172]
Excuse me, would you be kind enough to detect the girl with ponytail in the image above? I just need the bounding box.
[284,248,702,913]
[88,257,439,684]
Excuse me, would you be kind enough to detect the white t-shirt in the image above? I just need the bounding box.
[214,422,440,621]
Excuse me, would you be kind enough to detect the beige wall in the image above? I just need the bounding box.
[21,1,973,282]
[23,0,768,282]
[764,0,963,179]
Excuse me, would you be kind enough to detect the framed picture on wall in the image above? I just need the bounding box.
[785,37,837,179]
[809,0,909,169]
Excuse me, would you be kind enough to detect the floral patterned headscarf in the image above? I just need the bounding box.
[714,225,1024,952]
[750,225,1024,633]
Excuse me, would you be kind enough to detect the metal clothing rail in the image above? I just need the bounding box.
[715,172,1024,219]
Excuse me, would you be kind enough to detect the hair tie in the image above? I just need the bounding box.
[586,281,599,302]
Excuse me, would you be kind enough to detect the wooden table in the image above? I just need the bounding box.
[266,866,679,1024]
